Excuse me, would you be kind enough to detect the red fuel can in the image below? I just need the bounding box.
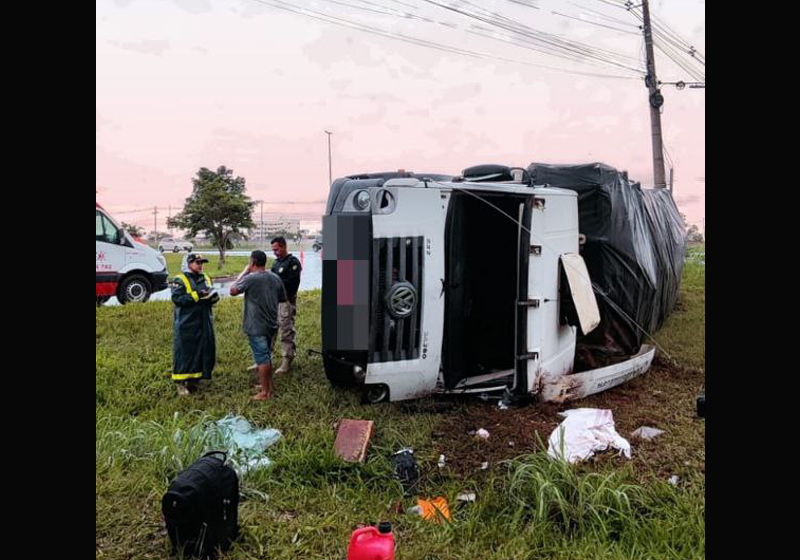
[347,522,395,560]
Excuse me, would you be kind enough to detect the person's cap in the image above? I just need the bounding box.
[187,253,209,264]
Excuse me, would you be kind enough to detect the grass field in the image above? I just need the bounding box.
[96,254,705,559]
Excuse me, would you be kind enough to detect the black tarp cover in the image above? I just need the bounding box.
[527,163,686,366]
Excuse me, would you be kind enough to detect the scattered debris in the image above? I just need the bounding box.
[437,454,446,468]
[456,492,476,504]
[391,448,420,495]
[668,475,680,486]
[508,441,515,448]
[412,497,452,523]
[475,428,490,440]
[497,401,509,411]
[631,426,665,440]
[389,501,405,515]
[212,415,282,475]
[334,419,375,463]
[480,462,489,470]
[547,408,631,463]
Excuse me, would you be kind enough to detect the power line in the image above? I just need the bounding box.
[568,2,640,27]
[653,36,705,81]
[607,0,705,67]
[550,10,642,36]
[504,0,540,9]
[250,0,643,80]
[419,0,645,74]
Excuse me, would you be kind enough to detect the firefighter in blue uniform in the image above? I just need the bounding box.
[170,253,219,395]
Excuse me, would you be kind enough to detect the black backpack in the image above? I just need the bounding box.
[162,451,240,559]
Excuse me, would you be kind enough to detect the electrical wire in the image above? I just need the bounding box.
[251,0,644,80]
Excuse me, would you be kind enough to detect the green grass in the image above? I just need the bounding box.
[97,257,705,559]
[654,247,705,370]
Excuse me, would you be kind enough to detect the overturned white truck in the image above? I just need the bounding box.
[321,163,685,404]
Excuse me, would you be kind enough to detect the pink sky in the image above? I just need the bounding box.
[96,0,705,232]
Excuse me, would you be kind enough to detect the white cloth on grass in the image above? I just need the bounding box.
[547,408,631,463]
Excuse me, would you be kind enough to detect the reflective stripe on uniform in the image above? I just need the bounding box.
[172,372,203,380]
[175,273,213,302]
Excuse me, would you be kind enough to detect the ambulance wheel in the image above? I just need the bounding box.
[118,274,152,304]
[362,384,390,404]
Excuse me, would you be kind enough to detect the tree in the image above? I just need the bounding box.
[121,222,145,238]
[168,166,255,267]
[686,224,704,243]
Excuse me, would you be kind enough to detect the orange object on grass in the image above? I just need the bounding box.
[416,497,451,523]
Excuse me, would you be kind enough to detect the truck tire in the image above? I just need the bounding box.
[362,384,390,404]
[118,274,152,304]
[173,246,180,253]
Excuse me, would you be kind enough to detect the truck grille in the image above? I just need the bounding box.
[371,236,424,363]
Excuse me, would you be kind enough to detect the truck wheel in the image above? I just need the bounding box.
[173,246,180,253]
[118,274,152,304]
[362,384,390,404]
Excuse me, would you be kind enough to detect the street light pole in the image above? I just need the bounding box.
[324,130,333,186]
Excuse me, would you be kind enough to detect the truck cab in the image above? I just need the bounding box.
[96,203,169,304]
[321,167,653,403]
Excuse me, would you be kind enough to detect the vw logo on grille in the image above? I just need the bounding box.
[386,282,417,319]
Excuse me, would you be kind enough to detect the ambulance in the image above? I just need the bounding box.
[96,202,169,305]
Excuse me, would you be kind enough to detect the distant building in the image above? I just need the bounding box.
[250,216,302,239]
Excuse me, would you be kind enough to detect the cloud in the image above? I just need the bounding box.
[108,40,171,56]
[674,193,702,205]
[112,0,212,14]
[432,82,484,107]
[302,30,388,69]
[96,144,187,206]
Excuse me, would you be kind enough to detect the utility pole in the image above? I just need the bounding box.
[325,130,333,186]
[153,206,159,247]
[641,0,667,188]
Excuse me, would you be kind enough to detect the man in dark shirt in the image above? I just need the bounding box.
[270,236,302,373]
[230,250,286,401]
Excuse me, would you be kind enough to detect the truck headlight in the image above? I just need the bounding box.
[353,365,365,381]
[354,190,371,211]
